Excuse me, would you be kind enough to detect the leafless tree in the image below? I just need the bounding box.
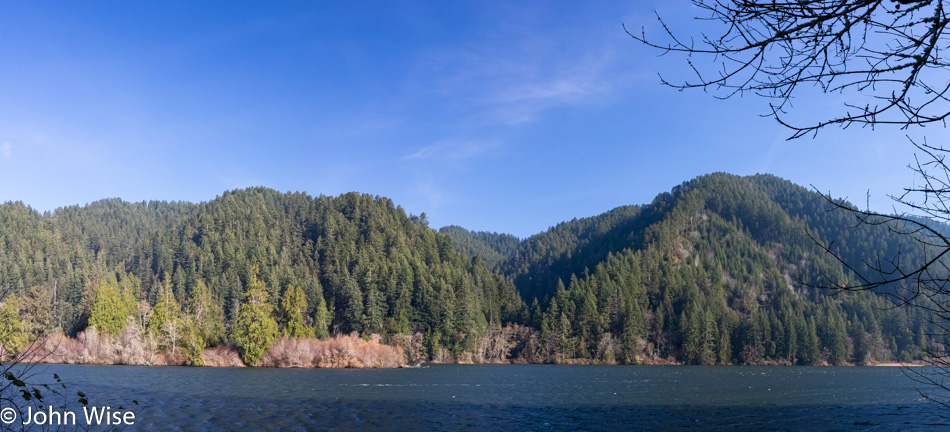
[807,137,950,408]
[631,0,950,406]
[629,0,950,139]
[0,287,102,432]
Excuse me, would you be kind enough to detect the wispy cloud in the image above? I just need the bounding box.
[415,9,637,127]
[492,78,598,104]
[484,63,617,124]
[1,143,10,159]
[404,138,501,161]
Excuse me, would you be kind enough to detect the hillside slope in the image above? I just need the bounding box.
[437,226,520,271]
[0,189,524,361]
[447,173,935,365]
[0,175,937,365]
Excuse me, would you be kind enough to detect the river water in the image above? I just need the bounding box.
[6,364,949,431]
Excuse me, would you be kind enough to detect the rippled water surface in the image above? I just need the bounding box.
[14,364,950,431]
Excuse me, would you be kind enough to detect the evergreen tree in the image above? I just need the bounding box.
[0,177,939,365]
[786,320,798,364]
[801,317,820,365]
[0,295,26,358]
[362,283,384,336]
[180,317,204,366]
[313,294,331,339]
[184,280,226,347]
[849,318,869,365]
[280,284,313,338]
[89,278,128,336]
[149,280,183,353]
[340,276,363,335]
[19,285,53,338]
[232,272,279,366]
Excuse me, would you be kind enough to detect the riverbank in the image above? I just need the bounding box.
[21,331,405,368]
[11,329,931,369]
[867,361,927,367]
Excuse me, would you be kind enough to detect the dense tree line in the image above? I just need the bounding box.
[0,176,940,365]
[437,226,519,272]
[450,173,939,365]
[0,189,522,364]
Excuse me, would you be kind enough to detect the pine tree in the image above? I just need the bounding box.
[826,313,850,365]
[0,295,26,358]
[185,280,226,347]
[180,317,204,366]
[681,308,701,364]
[786,320,798,364]
[180,280,225,365]
[621,302,645,364]
[232,271,279,366]
[849,318,868,365]
[149,280,183,353]
[362,283,383,336]
[280,284,313,338]
[716,323,732,365]
[89,278,128,336]
[19,285,53,338]
[801,317,820,365]
[313,294,330,339]
[341,276,363,334]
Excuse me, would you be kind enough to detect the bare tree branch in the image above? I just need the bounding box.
[798,138,950,404]
[629,0,950,139]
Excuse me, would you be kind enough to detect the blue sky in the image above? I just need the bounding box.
[0,1,938,238]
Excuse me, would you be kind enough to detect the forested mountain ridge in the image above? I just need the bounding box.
[446,173,938,365]
[0,198,197,333]
[0,175,939,366]
[437,226,520,271]
[0,189,523,364]
[489,173,928,304]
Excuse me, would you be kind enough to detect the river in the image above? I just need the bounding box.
[4,364,948,431]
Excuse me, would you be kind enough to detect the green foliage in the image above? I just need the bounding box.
[0,295,27,357]
[0,177,938,365]
[280,284,313,338]
[184,280,226,350]
[177,280,225,365]
[232,272,279,366]
[438,226,520,271]
[89,276,133,336]
[510,173,936,365]
[19,285,54,339]
[180,318,205,366]
[148,278,183,353]
[312,294,330,339]
[0,188,525,361]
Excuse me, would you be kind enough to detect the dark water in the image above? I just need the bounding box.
[9,364,950,431]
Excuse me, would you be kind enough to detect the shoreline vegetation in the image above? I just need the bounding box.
[24,329,405,368]
[0,178,942,370]
[8,327,926,369]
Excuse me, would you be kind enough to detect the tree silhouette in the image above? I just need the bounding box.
[629,0,950,139]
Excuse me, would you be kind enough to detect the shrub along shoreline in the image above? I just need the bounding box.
[22,329,404,368]
[12,329,922,368]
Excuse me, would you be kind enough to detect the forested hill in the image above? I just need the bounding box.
[495,173,928,304]
[0,176,939,366]
[437,226,520,271]
[445,173,938,365]
[0,188,524,362]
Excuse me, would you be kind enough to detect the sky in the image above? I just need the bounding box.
[0,1,941,238]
